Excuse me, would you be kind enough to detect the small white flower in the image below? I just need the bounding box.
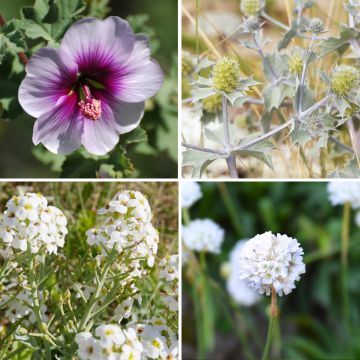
[327,181,360,209]
[114,298,134,322]
[95,324,126,348]
[159,255,178,281]
[239,232,305,296]
[75,332,102,360]
[162,295,178,312]
[226,240,260,306]
[182,182,202,208]
[182,219,224,254]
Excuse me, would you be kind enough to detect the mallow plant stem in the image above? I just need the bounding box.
[222,96,238,178]
[261,287,278,360]
[341,202,351,331]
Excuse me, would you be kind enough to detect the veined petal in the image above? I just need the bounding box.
[19,48,78,118]
[81,96,144,155]
[33,93,83,154]
[61,17,135,73]
[112,35,164,102]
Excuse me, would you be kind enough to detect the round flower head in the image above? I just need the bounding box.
[202,93,223,113]
[227,240,260,306]
[288,53,304,75]
[327,181,360,209]
[182,219,224,254]
[307,18,325,33]
[239,231,305,296]
[331,65,360,99]
[19,16,163,155]
[0,193,68,254]
[240,16,263,33]
[240,0,264,17]
[212,57,241,94]
[181,182,202,208]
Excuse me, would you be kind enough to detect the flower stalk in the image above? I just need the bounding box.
[341,201,351,331]
[222,96,238,178]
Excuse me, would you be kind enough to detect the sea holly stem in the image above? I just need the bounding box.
[261,287,278,360]
[222,96,238,178]
[341,202,351,331]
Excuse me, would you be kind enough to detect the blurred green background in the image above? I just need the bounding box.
[183,182,360,359]
[0,0,178,178]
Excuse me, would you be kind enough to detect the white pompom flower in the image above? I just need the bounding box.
[182,182,202,208]
[239,232,305,296]
[182,219,225,254]
[226,240,260,306]
[327,181,360,209]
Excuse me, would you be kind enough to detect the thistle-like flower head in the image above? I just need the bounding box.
[240,15,263,33]
[288,53,304,75]
[239,231,305,296]
[240,0,264,17]
[212,57,241,94]
[202,93,223,113]
[331,65,360,98]
[307,17,325,33]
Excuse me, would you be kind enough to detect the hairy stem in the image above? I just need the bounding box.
[222,96,238,178]
[341,202,351,332]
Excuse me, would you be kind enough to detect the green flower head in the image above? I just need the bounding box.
[212,57,241,94]
[331,65,360,98]
[240,0,264,17]
[202,93,223,113]
[182,54,193,77]
[288,54,304,75]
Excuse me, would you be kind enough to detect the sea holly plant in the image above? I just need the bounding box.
[0,0,172,178]
[182,0,360,178]
[0,189,178,359]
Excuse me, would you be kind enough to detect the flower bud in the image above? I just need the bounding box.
[212,57,240,94]
[40,322,48,332]
[288,54,304,75]
[331,65,360,98]
[17,327,28,335]
[240,0,263,17]
[308,18,325,33]
[202,93,223,113]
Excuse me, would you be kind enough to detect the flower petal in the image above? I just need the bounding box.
[19,48,78,118]
[32,93,84,154]
[61,17,135,72]
[113,35,164,102]
[81,97,144,155]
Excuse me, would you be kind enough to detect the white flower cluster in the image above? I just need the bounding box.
[0,193,68,254]
[182,219,224,254]
[239,232,305,296]
[132,318,178,359]
[86,190,159,272]
[4,288,48,325]
[182,182,202,208]
[226,240,260,306]
[327,181,360,209]
[76,325,143,360]
[76,320,178,360]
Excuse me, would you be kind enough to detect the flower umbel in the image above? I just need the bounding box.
[288,54,304,75]
[239,231,306,296]
[327,181,360,209]
[181,181,202,208]
[212,57,241,94]
[240,0,264,17]
[19,16,164,155]
[330,65,360,99]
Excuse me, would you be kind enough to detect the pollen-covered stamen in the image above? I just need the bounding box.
[78,85,102,120]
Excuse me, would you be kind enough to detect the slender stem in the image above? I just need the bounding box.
[261,288,278,360]
[182,142,227,155]
[261,11,289,31]
[341,202,351,332]
[222,96,238,178]
[298,33,316,114]
[329,136,354,154]
[182,207,190,225]
[347,119,360,169]
[195,0,200,62]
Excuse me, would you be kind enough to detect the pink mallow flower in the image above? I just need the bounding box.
[18,16,164,155]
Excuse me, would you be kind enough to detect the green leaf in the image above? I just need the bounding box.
[182,150,224,178]
[319,27,358,57]
[87,0,112,19]
[121,127,147,145]
[32,146,65,172]
[330,157,360,178]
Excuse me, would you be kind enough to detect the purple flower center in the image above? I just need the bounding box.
[78,84,102,120]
